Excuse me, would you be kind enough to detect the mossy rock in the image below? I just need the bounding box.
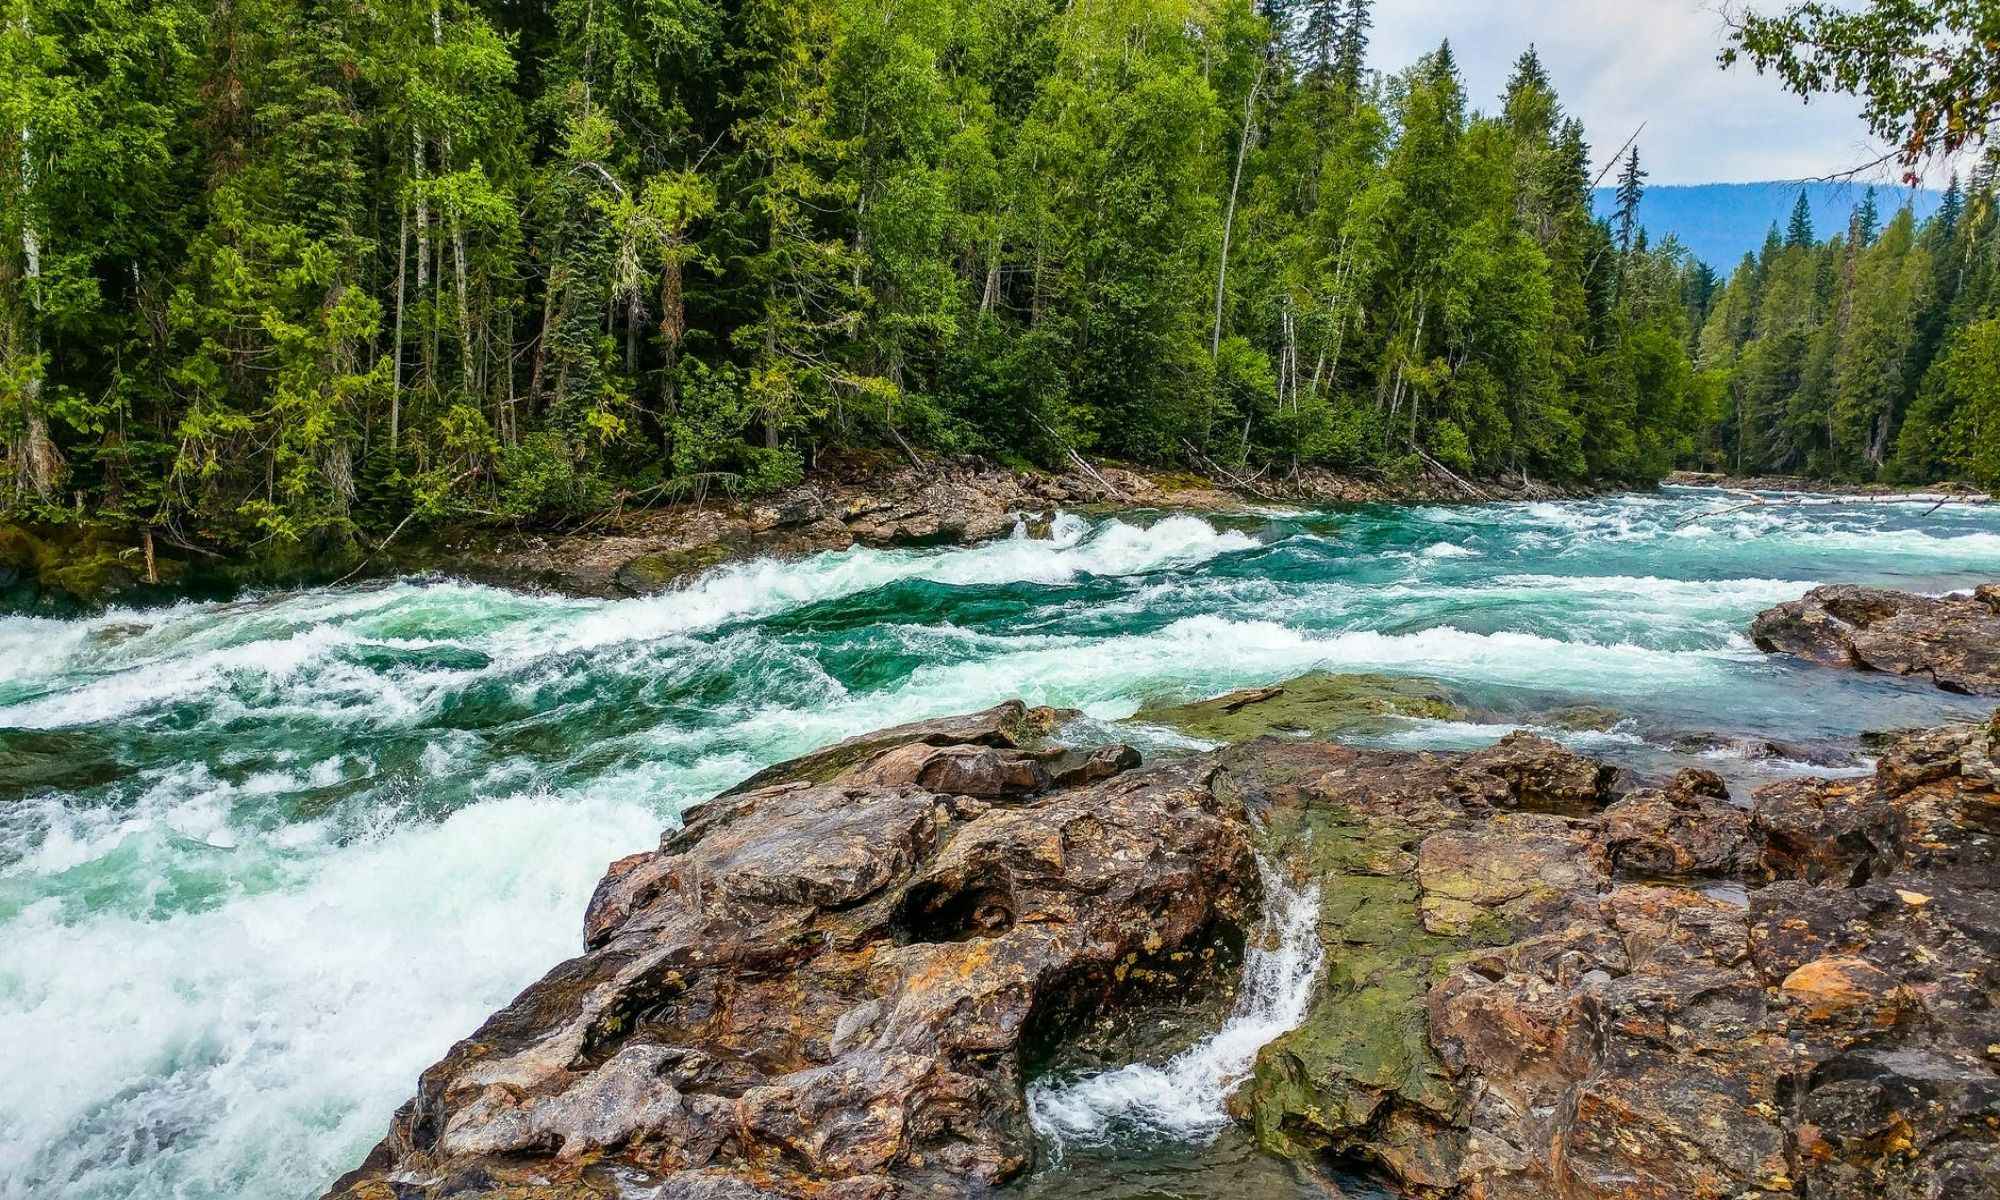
[1135,672,1463,744]
[611,542,735,595]
[0,522,192,608]
[1218,747,1517,1172]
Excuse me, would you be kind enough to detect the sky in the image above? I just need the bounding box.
[1369,0,1901,187]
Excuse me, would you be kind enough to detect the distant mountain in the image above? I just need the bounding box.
[1589,182,1945,270]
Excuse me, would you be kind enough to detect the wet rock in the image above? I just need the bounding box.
[725,700,1074,793]
[610,543,735,595]
[1750,583,2000,694]
[327,707,1254,1200]
[1135,672,1464,743]
[1459,731,1622,815]
[328,709,2000,1200]
[1235,717,2000,1199]
[1602,769,1752,878]
[1669,730,1864,768]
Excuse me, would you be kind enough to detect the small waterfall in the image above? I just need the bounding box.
[1026,858,1325,1152]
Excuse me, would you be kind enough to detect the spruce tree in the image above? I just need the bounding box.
[1854,187,1880,246]
[1613,146,1646,255]
[1333,0,1371,91]
[1936,173,1965,240]
[1785,191,1815,248]
[1295,0,1341,76]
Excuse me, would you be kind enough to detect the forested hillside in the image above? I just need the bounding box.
[1689,177,2000,486]
[1,0,1718,554]
[1589,182,1942,272]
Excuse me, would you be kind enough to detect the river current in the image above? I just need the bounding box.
[3,486,1998,1198]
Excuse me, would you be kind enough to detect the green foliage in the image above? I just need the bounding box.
[3,0,1724,552]
[1724,0,2000,180]
[1692,167,1999,484]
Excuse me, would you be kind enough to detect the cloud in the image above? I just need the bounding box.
[1367,0,1892,185]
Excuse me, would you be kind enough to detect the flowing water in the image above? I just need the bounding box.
[2,486,1997,1199]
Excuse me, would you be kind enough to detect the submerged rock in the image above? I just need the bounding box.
[1134,672,1464,743]
[1750,583,2000,695]
[1535,702,1626,732]
[1669,730,1864,769]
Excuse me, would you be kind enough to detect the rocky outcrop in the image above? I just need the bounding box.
[1750,583,2000,694]
[327,703,2000,1200]
[1233,714,2000,1199]
[326,703,1255,1199]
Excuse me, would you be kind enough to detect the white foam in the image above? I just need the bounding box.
[547,512,1257,654]
[0,789,666,1200]
[1027,859,1323,1148]
[1420,541,1481,559]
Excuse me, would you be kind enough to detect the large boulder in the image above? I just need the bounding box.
[1749,583,2000,694]
[326,711,1253,1200]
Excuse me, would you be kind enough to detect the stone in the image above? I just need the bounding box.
[327,709,2000,1200]
[1602,769,1752,879]
[326,706,1254,1200]
[725,700,1072,793]
[1133,671,1464,743]
[1235,715,2000,1199]
[1750,583,2000,694]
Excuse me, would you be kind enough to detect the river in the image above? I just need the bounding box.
[2,486,1997,1198]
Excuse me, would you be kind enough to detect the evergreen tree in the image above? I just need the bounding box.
[1613,145,1646,254]
[1854,187,1880,245]
[0,0,1757,557]
[1785,191,1815,248]
[1332,0,1371,91]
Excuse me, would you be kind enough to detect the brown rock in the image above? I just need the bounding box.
[326,709,1253,1199]
[1750,583,2000,694]
[1602,770,1751,879]
[331,713,2000,1200]
[1779,956,1903,1023]
[1239,718,2000,1200]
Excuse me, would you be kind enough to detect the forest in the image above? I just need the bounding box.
[1690,177,2000,487]
[0,0,1991,559]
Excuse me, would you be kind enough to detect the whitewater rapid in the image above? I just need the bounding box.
[3,488,1998,1198]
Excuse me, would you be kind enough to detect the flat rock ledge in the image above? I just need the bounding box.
[328,706,2000,1200]
[1750,582,2000,695]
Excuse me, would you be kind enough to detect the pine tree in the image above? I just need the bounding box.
[1613,145,1646,255]
[1295,0,1340,76]
[1936,173,1965,241]
[1854,187,1880,246]
[1333,0,1371,91]
[1785,191,1815,248]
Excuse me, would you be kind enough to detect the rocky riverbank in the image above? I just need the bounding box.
[1,455,1596,610]
[1665,470,1994,498]
[326,692,2000,1199]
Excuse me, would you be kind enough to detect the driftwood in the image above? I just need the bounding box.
[1183,440,1283,502]
[1030,414,1128,501]
[1410,444,1484,499]
[333,467,478,586]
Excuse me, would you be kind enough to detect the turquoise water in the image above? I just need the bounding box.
[1,486,1996,1198]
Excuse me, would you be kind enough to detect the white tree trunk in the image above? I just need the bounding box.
[14,11,60,500]
[1211,61,1265,359]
